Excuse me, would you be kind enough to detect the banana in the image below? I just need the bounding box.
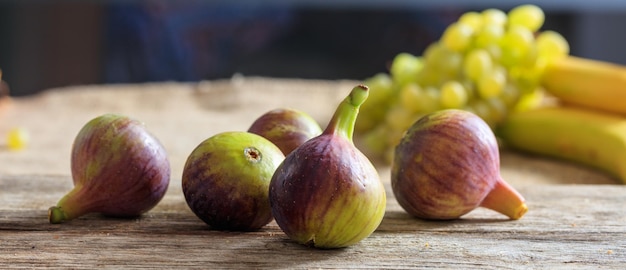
[541,56,626,115]
[496,106,626,184]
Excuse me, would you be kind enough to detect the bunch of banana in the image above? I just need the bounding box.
[497,56,626,184]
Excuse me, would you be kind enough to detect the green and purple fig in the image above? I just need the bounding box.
[248,108,322,155]
[48,114,170,224]
[182,131,285,231]
[391,109,528,220]
[269,85,386,249]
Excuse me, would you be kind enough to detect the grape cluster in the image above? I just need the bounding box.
[355,5,569,163]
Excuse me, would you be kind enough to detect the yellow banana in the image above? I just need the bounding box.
[496,106,626,184]
[541,56,626,115]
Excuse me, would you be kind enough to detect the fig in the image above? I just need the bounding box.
[49,114,170,224]
[269,85,386,249]
[391,109,528,220]
[182,131,285,231]
[248,108,322,155]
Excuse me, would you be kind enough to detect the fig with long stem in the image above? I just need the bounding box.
[49,114,170,224]
[269,85,386,249]
[392,109,528,220]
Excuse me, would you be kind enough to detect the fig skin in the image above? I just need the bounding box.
[248,108,322,155]
[182,131,285,231]
[269,85,387,249]
[49,114,171,224]
[391,109,527,220]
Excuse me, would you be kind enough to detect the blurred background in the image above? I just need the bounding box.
[1,0,625,96]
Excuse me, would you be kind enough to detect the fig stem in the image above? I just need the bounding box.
[480,178,528,220]
[48,206,68,224]
[48,188,89,224]
[324,84,369,141]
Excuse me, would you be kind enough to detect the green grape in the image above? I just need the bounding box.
[356,73,395,132]
[499,82,521,107]
[477,66,506,99]
[460,79,478,101]
[536,30,570,61]
[474,24,504,48]
[440,80,468,109]
[462,105,477,116]
[509,59,545,93]
[354,110,380,134]
[422,42,440,59]
[459,11,483,31]
[502,25,534,53]
[468,99,492,126]
[364,73,393,102]
[519,43,540,68]
[386,123,408,147]
[508,4,545,32]
[463,49,493,82]
[384,120,413,164]
[500,48,522,68]
[422,43,440,70]
[7,127,29,151]
[441,22,474,52]
[416,68,443,88]
[421,43,450,85]
[399,83,424,113]
[485,97,508,125]
[425,42,461,74]
[383,145,396,166]
[422,86,442,112]
[482,8,507,27]
[500,25,535,66]
[390,52,423,87]
[385,105,417,132]
[483,44,502,62]
[361,73,394,111]
[513,88,545,112]
[361,125,391,160]
[439,50,463,78]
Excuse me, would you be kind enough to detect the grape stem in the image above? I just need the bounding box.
[324,85,369,142]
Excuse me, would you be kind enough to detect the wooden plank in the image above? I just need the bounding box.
[1,174,624,269]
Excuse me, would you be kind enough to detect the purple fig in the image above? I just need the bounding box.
[248,108,322,155]
[391,109,528,220]
[48,114,170,224]
[182,131,285,231]
[269,85,387,249]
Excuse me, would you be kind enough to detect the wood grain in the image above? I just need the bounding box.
[1,174,624,269]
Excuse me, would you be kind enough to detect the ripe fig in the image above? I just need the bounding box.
[49,114,170,224]
[269,85,386,249]
[182,131,285,231]
[248,108,322,155]
[391,109,528,220]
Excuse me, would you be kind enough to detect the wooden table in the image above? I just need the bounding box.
[1,77,624,269]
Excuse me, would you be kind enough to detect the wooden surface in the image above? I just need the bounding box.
[0,77,624,268]
[1,174,625,269]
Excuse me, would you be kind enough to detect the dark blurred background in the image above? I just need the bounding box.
[1,1,625,96]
